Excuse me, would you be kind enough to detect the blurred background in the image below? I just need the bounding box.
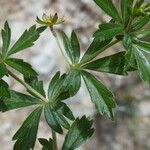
[0,0,150,149]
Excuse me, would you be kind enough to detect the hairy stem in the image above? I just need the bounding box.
[49,27,71,65]
[52,130,57,150]
[49,27,59,150]
[8,70,48,102]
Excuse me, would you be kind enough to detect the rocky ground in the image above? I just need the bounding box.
[0,0,150,150]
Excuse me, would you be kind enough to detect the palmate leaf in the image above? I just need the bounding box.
[63,69,81,96]
[54,102,75,121]
[122,34,133,49]
[124,47,137,71]
[0,79,10,98]
[44,104,69,134]
[48,72,62,99]
[62,116,94,150]
[80,38,111,64]
[61,31,80,64]
[48,72,60,97]
[5,58,37,77]
[133,29,150,39]
[133,45,150,82]
[7,25,46,56]
[48,72,68,100]
[134,0,144,9]
[0,90,41,112]
[61,32,73,63]
[71,31,80,63]
[94,0,121,22]
[93,23,123,41]
[82,70,116,119]
[39,138,54,150]
[135,40,150,54]
[1,21,11,56]
[133,1,150,17]
[13,107,42,150]
[0,62,8,79]
[131,14,150,31]
[122,34,134,65]
[51,69,81,100]
[44,102,74,134]
[24,76,46,97]
[83,51,127,75]
[123,34,150,82]
[121,0,134,26]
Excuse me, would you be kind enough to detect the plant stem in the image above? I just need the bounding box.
[49,27,59,150]
[8,70,48,102]
[49,27,71,65]
[79,39,119,66]
[52,130,57,150]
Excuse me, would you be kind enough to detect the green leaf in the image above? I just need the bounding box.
[39,138,54,150]
[24,76,46,97]
[61,32,73,63]
[37,26,47,33]
[131,15,150,31]
[123,35,150,80]
[61,31,80,64]
[124,47,137,71]
[133,45,150,82]
[48,72,67,100]
[82,71,116,119]
[134,0,144,9]
[44,102,73,134]
[54,102,75,121]
[0,63,8,79]
[94,0,121,22]
[123,34,137,71]
[5,58,37,77]
[122,34,133,49]
[8,25,43,56]
[135,40,150,54]
[121,0,134,26]
[13,107,42,150]
[133,29,150,39]
[83,52,127,75]
[80,38,111,64]
[48,72,60,93]
[0,90,41,112]
[48,72,61,99]
[133,0,144,16]
[71,31,80,63]
[0,79,10,98]
[63,69,81,96]
[62,116,94,150]
[93,23,123,40]
[1,21,11,56]
[56,91,70,102]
